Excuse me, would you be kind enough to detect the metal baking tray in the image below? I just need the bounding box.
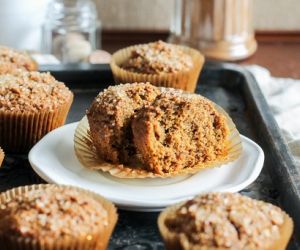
[0,62,299,249]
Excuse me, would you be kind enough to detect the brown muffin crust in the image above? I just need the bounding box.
[0,46,37,71]
[121,40,193,74]
[0,187,108,240]
[87,82,161,163]
[164,193,288,250]
[132,91,229,174]
[0,71,73,112]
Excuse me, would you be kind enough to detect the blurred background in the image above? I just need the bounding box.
[0,0,299,77]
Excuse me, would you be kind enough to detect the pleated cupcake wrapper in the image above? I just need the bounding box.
[0,184,118,250]
[0,96,73,153]
[74,102,242,179]
[158,200,294,250]
[110,44,205,92]
[0,147,4,166]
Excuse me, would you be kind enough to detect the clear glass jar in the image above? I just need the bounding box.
[170,0,257,61]
[42,0,100,63]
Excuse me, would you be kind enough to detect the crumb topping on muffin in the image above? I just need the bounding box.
[132,91,229,174]
[165,193,285,249]
[0,46,36,71]
[87,82,161,163]
[121,41,193,74]
[0,71,72,112]
[0,187,108,239]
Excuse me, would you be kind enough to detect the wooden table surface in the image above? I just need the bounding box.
[102,31,300,79]
[239,42,300,79]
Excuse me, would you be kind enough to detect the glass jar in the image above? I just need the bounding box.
[170,0,257,61]
[42,0,100,63]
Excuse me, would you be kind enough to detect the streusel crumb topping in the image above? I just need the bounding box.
[165,193,285,249]
[0,46,36,71]
[0,71,72,112]
[121,41,193,74]
[0,187,108,239]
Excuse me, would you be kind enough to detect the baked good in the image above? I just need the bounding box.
[76,83,241,178]
[132,91,229,174]
[0,62,22,75]
[0,71,73,152]
[87,82,160,163]
[110,41,204,92]
[0,147,4,166]
[158,192,294,250]
[0,184,117,250]
[121,40,193,74]
[0,45,37,71]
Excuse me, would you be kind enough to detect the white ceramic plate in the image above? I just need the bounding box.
[29,122,264,211]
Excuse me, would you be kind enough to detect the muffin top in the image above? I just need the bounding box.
[0,187,108,240]
[165,193,286,249]
[121,41,193,74]
[0,71,72,112]
[0,46,36,71]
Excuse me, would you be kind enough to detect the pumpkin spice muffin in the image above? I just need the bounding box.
[0,184,117,250]
[132,91,229,174]
[0,71,73,152]
[121,40,193,74]
[0,45,37,71]
[158,192,294,250]
[111,41,204,92]
[87,82,161,164]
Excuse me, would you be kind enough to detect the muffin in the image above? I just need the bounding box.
[0,147,4,166]
[75,83,241,178]
[158,192,294,250]
[0,45,37,71]
[0,184,118,250]
[0,71,73,152]
[110,41,204,92]
[132,91,230,174]
[87,82,160,164]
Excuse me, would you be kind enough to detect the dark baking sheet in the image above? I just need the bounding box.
[0,62,299,249]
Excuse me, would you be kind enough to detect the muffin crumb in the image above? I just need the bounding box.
[132,91,229,174]
[0,71,72,112]
[87,82,161,163]
[0,187,108,240]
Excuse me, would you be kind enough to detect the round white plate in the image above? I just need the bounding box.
[29,122,264,211]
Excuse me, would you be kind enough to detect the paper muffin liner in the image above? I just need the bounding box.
[158,200,294,250]
[0,184,118,250]
[0,96,73,153]
[110,44,205,92]
[74,100,242,179]
[0,147,4,167]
